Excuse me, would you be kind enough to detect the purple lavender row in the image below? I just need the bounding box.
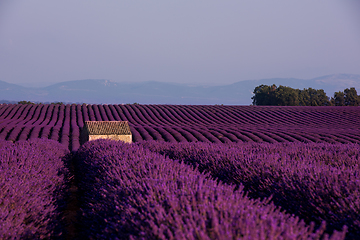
[71,104,81,151]
[141,141,357,239]
[74,139,344,239]
[40,104,60,140]
[0,138,69,239]
[0,103,13,117]
[103,104,116,121]
[0,104,19,120]
[1,104,359,131]
[1,104,359,147]
[0,104,50,141]
[28,105,50,140]
[0,104,30,140]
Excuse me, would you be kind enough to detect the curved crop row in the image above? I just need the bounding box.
[0,104,359,150]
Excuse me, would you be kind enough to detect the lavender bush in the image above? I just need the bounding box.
[141,141,358,239]
[0,138,69,239]
[75,139,345,239]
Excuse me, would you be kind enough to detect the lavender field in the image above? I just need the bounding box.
[0,104,359,239]
[0,104,359,151]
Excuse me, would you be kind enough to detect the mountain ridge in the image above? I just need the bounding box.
[1,74,359,105]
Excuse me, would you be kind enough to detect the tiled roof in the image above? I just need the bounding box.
[84,121,132,135]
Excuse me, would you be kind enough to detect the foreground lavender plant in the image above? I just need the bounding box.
[141,141,357,239]
[75,139,345,239]
[0,139,69,239]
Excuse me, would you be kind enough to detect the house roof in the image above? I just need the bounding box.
[84,121,132,135]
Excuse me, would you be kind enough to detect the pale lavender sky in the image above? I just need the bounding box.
[0,0,359,87]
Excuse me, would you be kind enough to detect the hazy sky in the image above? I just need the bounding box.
[0,0,359,87]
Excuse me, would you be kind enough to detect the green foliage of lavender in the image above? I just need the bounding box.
[141,141,358,239]
[74,139,345,239]
[0,139,69,239]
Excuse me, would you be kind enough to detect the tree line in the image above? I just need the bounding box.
[252,85,360,106]
[17,101,65,105]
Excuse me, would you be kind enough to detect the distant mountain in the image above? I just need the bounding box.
[1,74,359,105]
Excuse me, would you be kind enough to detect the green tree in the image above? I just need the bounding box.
[310,88,330,106]
[344,87,360,106]
[275,86,299,106]
[298,88,330,106]
[333,91,345,106]
[18,100,35,104]
[252,85,330,106]
[251,84,277,105]
[298,89,310,106]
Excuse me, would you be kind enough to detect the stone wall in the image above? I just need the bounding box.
[88,134,132,143]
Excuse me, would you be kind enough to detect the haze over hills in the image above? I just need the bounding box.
[1,74,359,105]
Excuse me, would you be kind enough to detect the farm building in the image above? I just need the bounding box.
[81,121,132,144]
